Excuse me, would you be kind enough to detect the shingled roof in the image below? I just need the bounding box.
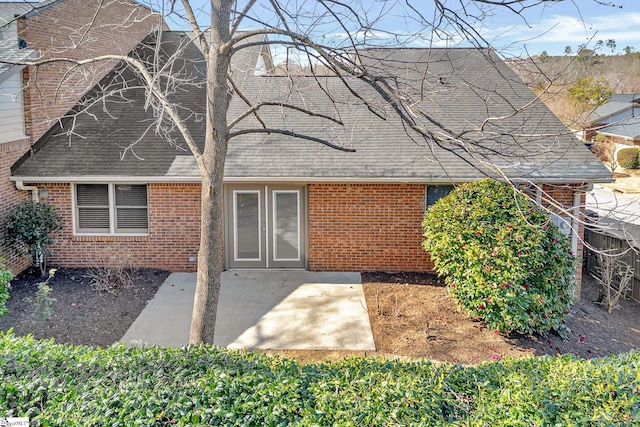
[586,94,640,126]
[11,31,611,184]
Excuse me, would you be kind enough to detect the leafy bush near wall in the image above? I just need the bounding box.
[0,334,638,425]
[617,147,640,169]
[3,201,61,276]
[0,264,12,319]
[423,179,577,336]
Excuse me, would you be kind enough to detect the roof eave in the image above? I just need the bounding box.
[11,175,615,185]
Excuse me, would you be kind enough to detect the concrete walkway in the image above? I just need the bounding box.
[120,270,376,350]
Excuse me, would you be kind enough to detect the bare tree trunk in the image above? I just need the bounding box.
[189,0,232,344]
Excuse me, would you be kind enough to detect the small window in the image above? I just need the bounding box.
[76,184,110,232]
[426,185,454,209]
[115,184,148,232]
[75,184,148,234]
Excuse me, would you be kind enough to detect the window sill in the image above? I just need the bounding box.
[72,234,149,242]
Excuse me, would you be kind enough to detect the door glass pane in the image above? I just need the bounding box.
[273,191,299,260]
[235,191,261,260]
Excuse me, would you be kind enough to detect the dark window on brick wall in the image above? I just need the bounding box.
[425,185,455,209]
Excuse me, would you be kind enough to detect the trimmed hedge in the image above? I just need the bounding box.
[0,333,638,425]
[617,147,640,169]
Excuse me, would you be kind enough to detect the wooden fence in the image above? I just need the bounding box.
[584,225,640,303]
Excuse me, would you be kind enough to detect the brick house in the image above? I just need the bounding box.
[9,31,612,289]
[0,0,163,273]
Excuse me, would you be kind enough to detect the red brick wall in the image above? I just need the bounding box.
[36,183,201,272]
[307,183,433,272]
[0,139,32,273]
[19,0,164,141]
[18,182,587,289]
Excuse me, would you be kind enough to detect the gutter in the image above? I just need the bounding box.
[10,175,615,185]
[15,180,38,201]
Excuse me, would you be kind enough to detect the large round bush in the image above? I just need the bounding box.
[423,179,576,336]
[617,147,640,169]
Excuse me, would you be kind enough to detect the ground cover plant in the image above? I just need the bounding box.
[0,333,637,425]
[0,264,12,319]
[423,179,577,336]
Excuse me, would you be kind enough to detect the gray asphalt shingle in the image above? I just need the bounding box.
[12,31,611,184]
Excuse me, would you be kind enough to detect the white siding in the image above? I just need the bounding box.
[0,69,27,143]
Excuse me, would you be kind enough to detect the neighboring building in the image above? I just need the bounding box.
[584,94,640,145]
[0,0,163,273]
[10,31,612,291]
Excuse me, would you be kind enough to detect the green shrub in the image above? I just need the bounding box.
[0,263,12,319]
[3,201,61,276]
[27,269,56,329]
[423,179,577,336]
[0,333,638,425]
[567,76,611,107]
[617,147,640,169]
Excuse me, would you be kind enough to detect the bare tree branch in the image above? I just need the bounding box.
[229,128,356,152]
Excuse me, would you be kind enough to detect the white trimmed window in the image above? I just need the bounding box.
[74,184,148,234]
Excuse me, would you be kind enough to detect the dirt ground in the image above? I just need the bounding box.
[0,267,638,364]
[0,267,168,347]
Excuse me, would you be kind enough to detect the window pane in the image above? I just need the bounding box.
[77,207,109,230]
[76,184,109,232]
[235,192,260,260]
[426,185,454,208]
[274,191,299,260]
[76,184,108,206]
[115,184,147,206]
[116,207,148,230]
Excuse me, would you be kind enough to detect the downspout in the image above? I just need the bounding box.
[15,180,38,201]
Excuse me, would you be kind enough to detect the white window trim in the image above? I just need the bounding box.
[73,183,149,236]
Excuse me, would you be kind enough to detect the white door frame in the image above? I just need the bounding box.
[225,184,306,269]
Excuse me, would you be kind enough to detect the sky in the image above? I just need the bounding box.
[478,0,640,57]
[151,0,640,59]
[3,0,634,59]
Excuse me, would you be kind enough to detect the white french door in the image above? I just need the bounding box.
[227,186,305,268]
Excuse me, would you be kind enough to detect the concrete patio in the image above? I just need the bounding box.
[120,270,376,350]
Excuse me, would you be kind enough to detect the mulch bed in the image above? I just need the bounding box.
[0,267,169,347]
